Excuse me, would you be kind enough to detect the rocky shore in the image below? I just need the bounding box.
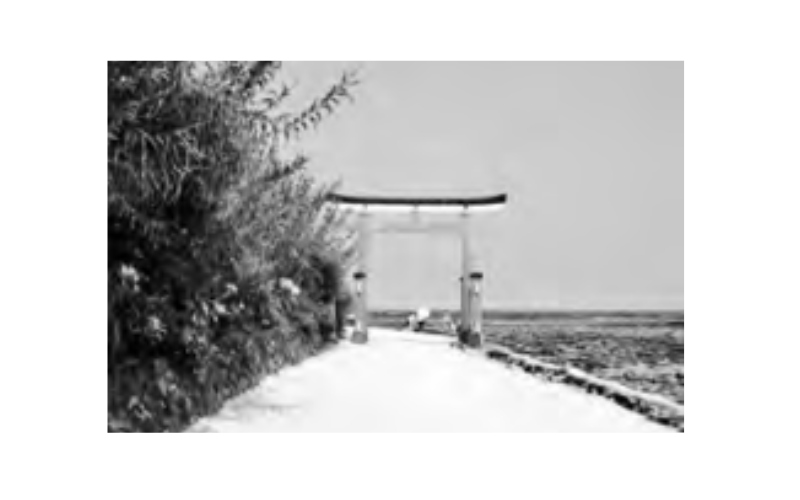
[484,322,684,431]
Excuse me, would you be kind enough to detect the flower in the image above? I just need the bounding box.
[279,277,301,297]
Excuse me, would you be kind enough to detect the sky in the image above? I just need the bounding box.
[285,62,683,311]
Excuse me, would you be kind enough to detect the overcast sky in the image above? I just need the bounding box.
[287,62,683,311]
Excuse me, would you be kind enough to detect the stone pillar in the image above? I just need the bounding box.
[352,212,371,344]
[467,271,484,348]
[460,213,473,339]
[352,271,368,343]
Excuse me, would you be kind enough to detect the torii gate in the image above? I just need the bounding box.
[328,193,508,348]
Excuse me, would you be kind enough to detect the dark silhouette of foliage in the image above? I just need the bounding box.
[108,61,357,432]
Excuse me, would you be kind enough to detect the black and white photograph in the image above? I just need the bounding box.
[10,0,800,496]
[107,61,683,433]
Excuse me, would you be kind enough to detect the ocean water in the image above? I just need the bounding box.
[372,309,683,331]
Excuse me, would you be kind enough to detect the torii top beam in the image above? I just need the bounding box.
[327,193,508,214]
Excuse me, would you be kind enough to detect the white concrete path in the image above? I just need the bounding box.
[189,328,671,432]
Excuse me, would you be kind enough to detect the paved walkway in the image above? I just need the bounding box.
[189,328,671,432]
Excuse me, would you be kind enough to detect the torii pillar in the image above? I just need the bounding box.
[351,211,372,344]
[328,193,508,348]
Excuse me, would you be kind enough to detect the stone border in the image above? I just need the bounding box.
[474,343,684,432]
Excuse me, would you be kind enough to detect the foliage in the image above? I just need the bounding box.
[108,61,357,432]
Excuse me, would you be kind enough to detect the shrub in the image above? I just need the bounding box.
[108,61,358,432]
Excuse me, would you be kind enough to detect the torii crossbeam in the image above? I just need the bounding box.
[328,193,508,347]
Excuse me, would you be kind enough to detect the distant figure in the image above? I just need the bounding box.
[406,307,431,332]
[416,307,430,329]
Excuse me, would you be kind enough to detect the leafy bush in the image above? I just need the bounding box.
[108,61,357,432]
